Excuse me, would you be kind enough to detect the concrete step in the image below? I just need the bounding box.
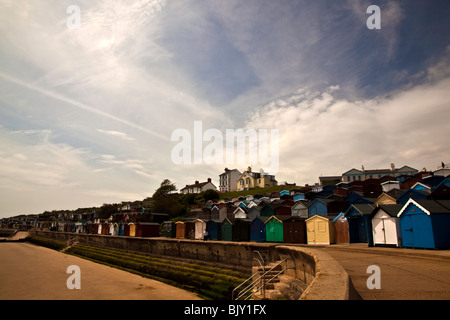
[60,241,79,253]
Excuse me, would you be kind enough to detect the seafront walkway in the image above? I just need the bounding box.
[320,244,450,300]
[1,240,449,300]
[0,242,200,300]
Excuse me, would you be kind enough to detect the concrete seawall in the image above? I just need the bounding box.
[31,231,350,300]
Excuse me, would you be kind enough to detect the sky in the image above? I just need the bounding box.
[1,0,449,217]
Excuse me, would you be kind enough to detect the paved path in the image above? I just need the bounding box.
[0,242,201,300]
[319,244,450,300]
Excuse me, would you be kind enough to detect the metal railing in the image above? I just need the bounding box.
[232,258,289,300]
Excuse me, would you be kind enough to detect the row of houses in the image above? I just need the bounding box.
[41,170,450,249]
[143,197,450,250]
[179,162,446,196]
[181,166,278,194]
[173,169,450,248]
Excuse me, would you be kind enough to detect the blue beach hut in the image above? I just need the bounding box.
[345,204,376,244]
[398,199,450,249]
[250,216,269,242]
[206,220,221,240]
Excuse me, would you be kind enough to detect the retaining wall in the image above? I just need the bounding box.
[31,231,349,300]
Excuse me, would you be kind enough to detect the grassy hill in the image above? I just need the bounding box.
[219,184,302,200]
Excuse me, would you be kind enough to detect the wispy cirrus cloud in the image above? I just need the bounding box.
[97,129,135,141]
[0,0,449,216]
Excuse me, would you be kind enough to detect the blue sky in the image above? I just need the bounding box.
[0,0,449,217]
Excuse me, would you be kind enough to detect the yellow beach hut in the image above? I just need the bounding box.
[306,215,335,245]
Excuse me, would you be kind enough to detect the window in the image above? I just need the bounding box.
[318,221,327,233]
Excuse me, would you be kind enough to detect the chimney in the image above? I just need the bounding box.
[390,163,395,172]
[247,166,252,172]
[195,181,199,185]
[207,178,211,183]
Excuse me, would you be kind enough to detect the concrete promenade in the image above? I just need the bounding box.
[1,240,449,300]
[320,244,450,300]
[0,242,200,300]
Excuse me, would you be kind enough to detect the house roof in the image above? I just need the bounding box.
[306,214,332,222]
[371,204,403,218]
[342,165,418,176]
[180,179,215,190]
[397,199,450,217]
[345,204,376,216]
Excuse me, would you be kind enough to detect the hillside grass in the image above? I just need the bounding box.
[219,184,301,200]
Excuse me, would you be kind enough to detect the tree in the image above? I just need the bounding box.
[98,203,117,219]
[202,189,220,201]
[152,179,177,200]
[151,179,185,217]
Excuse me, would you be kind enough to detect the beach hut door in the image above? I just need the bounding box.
[307,221,315,243]
[373,218,386,245]
[402,215,414,247]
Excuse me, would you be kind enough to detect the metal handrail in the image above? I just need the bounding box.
[246,266,287,300]
[233,258,288,300]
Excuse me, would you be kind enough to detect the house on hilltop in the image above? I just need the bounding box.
[219,168,241,192]
[342,164,418,183]
[180,178,217,194]
[236,167,277,191]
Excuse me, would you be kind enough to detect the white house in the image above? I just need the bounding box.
[180,178,217,194]
[219,168,241,192]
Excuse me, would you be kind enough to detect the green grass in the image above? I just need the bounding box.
[27,236,248,300]
[219,185,300,200]
[27,236,67,251]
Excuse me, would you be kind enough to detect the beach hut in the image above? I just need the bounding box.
[291,201,308,218]
[397,189,429,205]
[250,216,268,242]
[112,223,119,236]
[194,219,207,240]
[345,204,375,244]
[370,204,402,247]
[136,222,160,237]
[247,206,261,220]
[275,205,292,216]
[260,203,276,217]
[118,222,125,236]
[233,219,250,241]
[128,223,136,237]
[332,213,349,244]
[220,218,233,241]
[162,221,176,238]
[210,206,220,220]
[265,216,284,242]
[306,215,335,245]
[233,207,248,219]
[307,198,333,217]
[185,221,196,239]
[398,199,450,249]
[206,220,221,240]
[175,221,186,239]
[101,222,110,235]
[283,216,306,244]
